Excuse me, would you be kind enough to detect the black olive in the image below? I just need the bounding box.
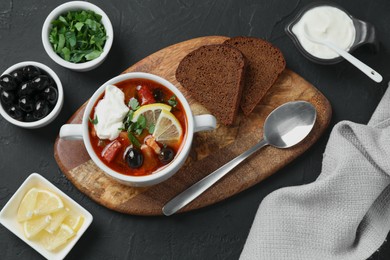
[7,105,25,121]
[1,90,17,106]
[125,147,144,168]
[25,113,35,122]
[33,99,50,120]
[153,88,165,103]
[33,92,45,102]
[0,74,17,91]
[10,69,25,84]
[43,86,58,105]
[31,75,51,92]
[19,96,34,113]
[159,147,175,164]
[18,82,35,96]
[22,65,40,80]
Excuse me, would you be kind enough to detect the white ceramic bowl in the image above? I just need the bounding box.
[59,72,216,187]
[0,173,93,260]
[41,1,114,71]
[0,61,64,129]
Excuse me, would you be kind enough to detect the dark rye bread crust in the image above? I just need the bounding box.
[176,44,246,125]
[224,36,286,115]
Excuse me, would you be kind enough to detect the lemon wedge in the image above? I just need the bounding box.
[44,208,70,234]
[33,189,64,216]
[38,224,75,251]
[132,103,171,128]
[24,215,52,239]
[63,212,84,232]
[17,188,39,222]
[153,110,183,143]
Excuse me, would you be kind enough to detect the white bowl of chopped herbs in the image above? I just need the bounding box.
[42,1,113,71]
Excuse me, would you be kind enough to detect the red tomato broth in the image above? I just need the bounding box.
[88,78,187,176]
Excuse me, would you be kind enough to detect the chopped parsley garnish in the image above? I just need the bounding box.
[121,99,147,147]
[128,98,140,110]
[123,110,134,129]
[168,95,177,107]
[49,10,107,63]
[89,116,98,125]
[129,115,146,136]
[127,131,140,148]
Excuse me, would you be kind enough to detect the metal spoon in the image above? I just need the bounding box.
[303,25,382,83]
[162,101,317,216]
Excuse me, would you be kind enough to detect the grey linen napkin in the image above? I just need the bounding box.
[240,85,390,260]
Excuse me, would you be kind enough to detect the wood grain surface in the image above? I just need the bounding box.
[54,36,332,216]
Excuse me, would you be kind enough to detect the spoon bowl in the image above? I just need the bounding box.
[264,101,316,148]
[162,101,317,216]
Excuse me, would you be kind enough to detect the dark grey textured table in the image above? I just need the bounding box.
[1,0,389,259]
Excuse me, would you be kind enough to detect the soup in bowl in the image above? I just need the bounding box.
[60,72,216,186]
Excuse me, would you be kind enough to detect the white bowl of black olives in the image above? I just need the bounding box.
[0,61,63,128]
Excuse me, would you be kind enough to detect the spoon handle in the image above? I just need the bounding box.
[162,139,268,216]
[324,41,382,83]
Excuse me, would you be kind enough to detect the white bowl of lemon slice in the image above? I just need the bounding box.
[0,173,92,260]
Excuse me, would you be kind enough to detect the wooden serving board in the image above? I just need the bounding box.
[54,36,332,216]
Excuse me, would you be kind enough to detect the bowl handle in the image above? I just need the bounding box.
[193,114,217,133]
[352,18,379,52]
[60,124,83,140]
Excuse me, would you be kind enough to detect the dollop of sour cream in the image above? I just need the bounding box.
[94,85,129,140]
[292,6,356,59]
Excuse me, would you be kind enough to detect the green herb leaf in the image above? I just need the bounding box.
[62,47,71,61]
[57,34,65,52]
[69,52,85,63]
[128,121,136,132]
[89,116,98,125]
[126,110,134,123]
[122,110,134,130]
[85,50,102,60]
[58,15,69,26]
[134,128,143,136]
[65,31,76,47]
[127,131,140,148]
[75,11,87,22]
[93,12,102,21]
[74,22,84,31]
[168,95,178,107]
[148,124,155,134]
[129,115,147,136]
[85,18,97,31]
[137,115,146,129]
[128,98,140,110]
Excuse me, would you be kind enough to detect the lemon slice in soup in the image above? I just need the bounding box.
[153,110,183,144]
[132,103,171,128]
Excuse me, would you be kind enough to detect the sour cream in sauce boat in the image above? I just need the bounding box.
[285,2,378,65]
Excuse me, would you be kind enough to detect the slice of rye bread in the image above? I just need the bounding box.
[176,44,246,125]
[224,36,286,115]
